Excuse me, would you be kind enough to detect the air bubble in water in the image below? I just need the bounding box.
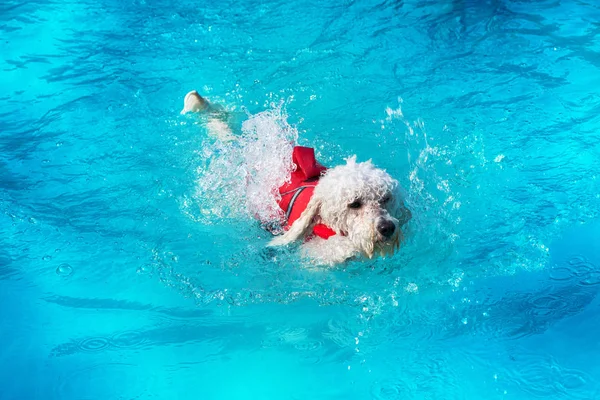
[405,282,419,293]
[137,264,152,274]
[56,263,73,277]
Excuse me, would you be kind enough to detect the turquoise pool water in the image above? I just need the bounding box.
[2,0,600,398]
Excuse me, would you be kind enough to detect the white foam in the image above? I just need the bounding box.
[193,103,297,230]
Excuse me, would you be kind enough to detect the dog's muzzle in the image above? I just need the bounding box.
[371,218,401,258]
[376,219,396,238]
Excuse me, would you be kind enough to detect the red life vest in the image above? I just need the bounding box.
[277,146,336,239]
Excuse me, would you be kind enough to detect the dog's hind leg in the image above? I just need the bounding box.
[181,90,210,114]
[180,90,236,142]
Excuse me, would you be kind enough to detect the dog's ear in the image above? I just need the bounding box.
[268,197,320,247]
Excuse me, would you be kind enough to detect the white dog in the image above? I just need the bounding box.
[183,90,411,266]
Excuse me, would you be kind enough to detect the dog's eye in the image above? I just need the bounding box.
[348,200,362,209]
[381,194,391,204]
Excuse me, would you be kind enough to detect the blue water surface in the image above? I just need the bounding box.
[2,0,600,398]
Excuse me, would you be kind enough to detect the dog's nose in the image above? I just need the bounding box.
[377,220,395,238]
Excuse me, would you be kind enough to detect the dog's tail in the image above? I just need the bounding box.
[181,90,236,142]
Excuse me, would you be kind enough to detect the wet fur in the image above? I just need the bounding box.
[183,91,410,266]
[269,156,410,266]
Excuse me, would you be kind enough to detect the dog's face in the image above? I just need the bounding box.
[268,155,410,261]
[312,156,409,258]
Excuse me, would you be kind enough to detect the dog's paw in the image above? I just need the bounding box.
[267,235,288,247]
[181,90,209,114]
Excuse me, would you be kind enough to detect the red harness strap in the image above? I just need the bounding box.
[277,146,336,239]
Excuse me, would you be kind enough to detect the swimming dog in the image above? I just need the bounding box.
[182,90,411,265]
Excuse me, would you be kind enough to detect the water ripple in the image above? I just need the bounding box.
[110,331,147,349]
[2,0,600,396]
[472,284,595,341]
[78,337,110,353]
[43,295,212,320]
[504,348,597,399]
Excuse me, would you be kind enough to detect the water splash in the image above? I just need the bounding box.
[164,96,577,321]
[190,102,297,231]
[167,99,495,311]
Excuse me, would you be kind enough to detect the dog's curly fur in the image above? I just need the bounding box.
[183,90,410,266]
[269,155,410,265]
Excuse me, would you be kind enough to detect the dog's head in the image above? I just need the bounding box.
[270,156,410,259]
